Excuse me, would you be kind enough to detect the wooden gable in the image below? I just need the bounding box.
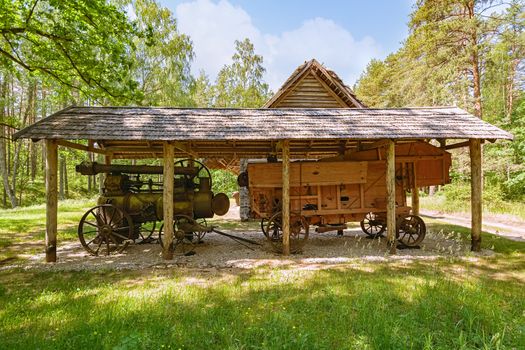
[270,72,348,108]
[264,59,365,109]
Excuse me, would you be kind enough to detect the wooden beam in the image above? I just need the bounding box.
[56,140,106,155]
[282,140,290,255]
[360,139,391,151]
[163,141,175,260]
[173,141,198,158]
[45,139,58,262]
[445,140,485,150]
[470,139,482,251]
[385,139,396,254]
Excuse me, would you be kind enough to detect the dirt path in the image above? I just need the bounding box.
[421,210,525,242]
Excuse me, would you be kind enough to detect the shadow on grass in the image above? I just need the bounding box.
[0,261,523,350]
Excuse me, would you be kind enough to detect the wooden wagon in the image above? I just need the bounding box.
[244,141,451,252]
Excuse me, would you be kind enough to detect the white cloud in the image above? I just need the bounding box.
[175,0,382,91]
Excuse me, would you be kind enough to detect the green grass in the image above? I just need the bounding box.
[420,194,525,221]
[0,198,96,261]
[0,255,524,349]
[0,201,524,349]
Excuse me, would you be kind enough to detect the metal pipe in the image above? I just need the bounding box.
[75,162,198,176]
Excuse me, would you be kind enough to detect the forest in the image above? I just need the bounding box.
[1,0,524,212]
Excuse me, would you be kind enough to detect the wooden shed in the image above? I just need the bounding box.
[14,106,512,261]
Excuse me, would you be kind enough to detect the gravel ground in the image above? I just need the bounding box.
[2,221,494,272]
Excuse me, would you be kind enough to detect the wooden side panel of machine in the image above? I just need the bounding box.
[416,155,451,186]
[248,161,367,187]
[348,141,452,187]
[361,162,406,209]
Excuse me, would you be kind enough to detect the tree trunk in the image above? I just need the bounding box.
[0,77,17,208]
[11,81,35,205]
[30,83,38,181]
[507,58,519,122]
[471,50,482,118]
[466,1,482,119]
[0,127,16,208]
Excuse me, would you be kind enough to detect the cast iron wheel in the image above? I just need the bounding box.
[158,215,197,255]
[174,159,212,189]
[265,211,309,254]
[138,221,157,243]
[78,204,134,256]
[396,215,426,246]
[360,212,386,238]
[260,217,268,238]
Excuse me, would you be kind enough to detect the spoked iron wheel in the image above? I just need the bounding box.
[78,204,134,256]
[360,212,386,238]
[138,221,157,243]
[260,217,268,238]
[396,215,426,247]
[174,159,212,189]
[158,215,197,255]
[265,211,309,254]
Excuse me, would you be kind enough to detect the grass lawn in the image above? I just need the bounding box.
[0,199,96,261]
[419,195,525,222]
[0,201,524,349]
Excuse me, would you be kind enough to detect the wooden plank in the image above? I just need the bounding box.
[445,140,484,150]
[359,184,365,208]
[45,139,58,262]
[360,139,391,151]
[386,140,396,254]
[310,71,348,107]
[248,161,367,187]
[56,139,106,155]
[470,139,482,251]
[263,62,313,107]
[300,206,411,216]
[336,185,341,209]
[282,140,290,255]
[163,141,175,260]
[412,164,419,215]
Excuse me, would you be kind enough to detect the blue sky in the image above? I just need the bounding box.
[160,0,415,90]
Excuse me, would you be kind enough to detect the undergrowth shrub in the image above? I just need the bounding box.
[503,172,525,201]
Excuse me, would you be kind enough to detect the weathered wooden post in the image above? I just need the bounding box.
[386,139,396,254]
[282,140,290,255]
[45,139,58,262]
[411,184,420,216]
[105,154,113,166]
[470,139,482,251]
[163,141,175,260]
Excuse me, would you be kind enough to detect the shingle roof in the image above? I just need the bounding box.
[14,106,513,141]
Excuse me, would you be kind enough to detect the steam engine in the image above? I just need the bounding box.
[75,160,229,244]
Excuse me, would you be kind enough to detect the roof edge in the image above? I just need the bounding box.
[13,105,76,140]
